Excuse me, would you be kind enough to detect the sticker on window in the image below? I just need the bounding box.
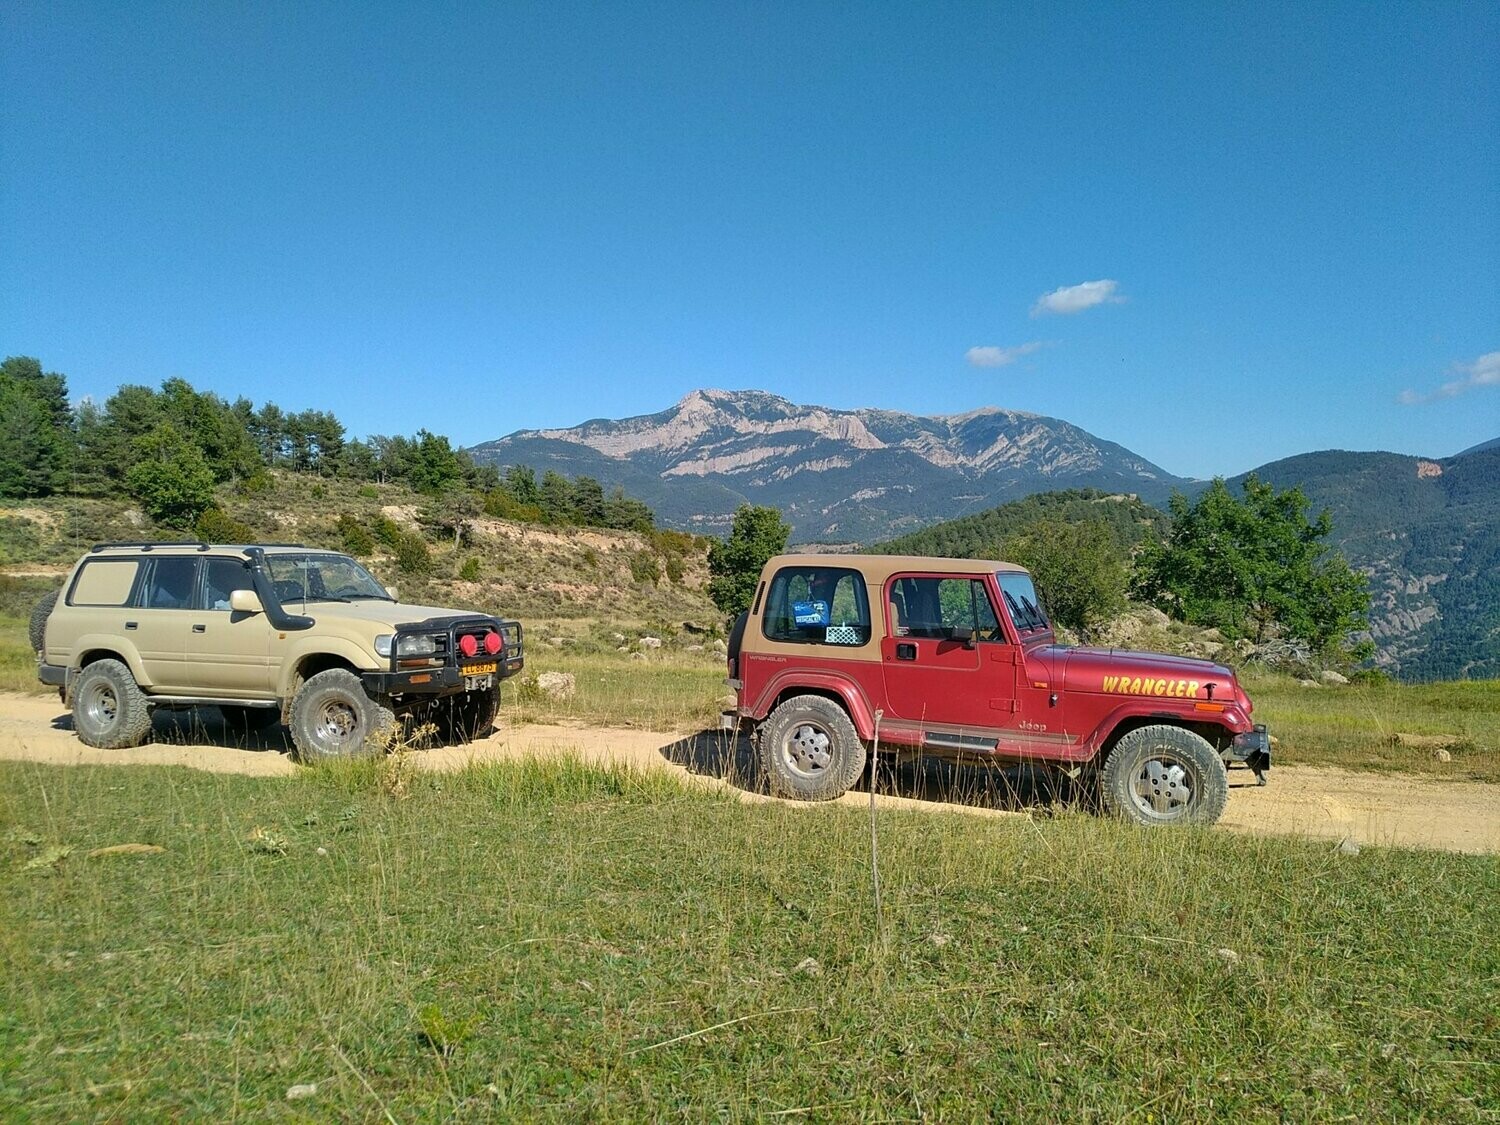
[792,600,830,626]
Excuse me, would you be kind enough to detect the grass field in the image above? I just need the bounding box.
[2,757,1496,1120]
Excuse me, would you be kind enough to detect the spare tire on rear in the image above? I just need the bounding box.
[29,589,60,656]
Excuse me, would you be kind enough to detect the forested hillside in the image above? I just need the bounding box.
[874,489,1168,558]
[1230,447,1500,680]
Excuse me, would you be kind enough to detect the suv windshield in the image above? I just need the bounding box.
[997,571,1050,633]
[265,553,392,603]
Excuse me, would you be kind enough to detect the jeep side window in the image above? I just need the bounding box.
[763,566,871,645]
[68,559,141,607]
[200,558,254,611]
[142,557,198,610]
[889,577,1003,641]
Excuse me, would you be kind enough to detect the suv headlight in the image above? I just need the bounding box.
[374,634,438,659]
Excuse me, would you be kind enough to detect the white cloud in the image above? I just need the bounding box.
[1399,350,1500,405]
[1031,279,1124,317]
[966,342,1046,368]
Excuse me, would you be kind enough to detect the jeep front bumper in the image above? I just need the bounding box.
[363,654,523,698]
[1227,724,1271,784]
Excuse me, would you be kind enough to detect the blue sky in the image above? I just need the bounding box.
[2,1,1496,479]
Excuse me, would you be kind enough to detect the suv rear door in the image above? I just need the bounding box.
[131,556,199,693]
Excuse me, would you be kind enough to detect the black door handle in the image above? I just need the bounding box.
[125,621,137,630]
[192,624,206,633]
[896,643,916,661]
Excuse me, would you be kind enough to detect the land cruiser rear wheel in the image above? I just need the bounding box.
[438,686,499,744]
[1099,724,1229,827]
[289,669,395,762]
[759,694,866,802]
[72,658,153,749]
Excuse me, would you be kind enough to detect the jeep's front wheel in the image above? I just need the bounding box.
[289,669,395,762]
[759,694,866,802]
[1099,724,1229,826]
[72,658,153,749]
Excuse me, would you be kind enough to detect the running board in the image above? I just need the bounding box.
[147,696,280,710]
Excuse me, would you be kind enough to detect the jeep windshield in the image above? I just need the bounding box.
[265,553,394,603]
[997,571,1049,634]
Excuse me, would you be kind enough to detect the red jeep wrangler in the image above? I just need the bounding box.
[723,554,1269,826]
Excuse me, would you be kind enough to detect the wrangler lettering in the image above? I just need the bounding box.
[1102,677,1203,697]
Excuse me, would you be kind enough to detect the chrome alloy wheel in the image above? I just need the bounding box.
[314,698,360,747]
[780,721,833,778]
[1130,753,1195,820]
[81,680,119,729]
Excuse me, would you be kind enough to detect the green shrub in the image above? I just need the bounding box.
[373,515,405,548]
[663,554,685,585]
[395,532,431,575]
[629,550,661,585]
[195,506,255,543]
[458,556,482,581]
[337,515,375,557]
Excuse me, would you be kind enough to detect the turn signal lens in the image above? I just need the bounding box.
[458,633,479,658]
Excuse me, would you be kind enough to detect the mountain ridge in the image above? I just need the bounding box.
[470,389,1191,542]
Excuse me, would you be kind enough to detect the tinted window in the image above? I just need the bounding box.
[763,567,871,646]
[889,576,1003,641]
[69,559,141,607]
[200,558,254,611]
[142,557,199,609]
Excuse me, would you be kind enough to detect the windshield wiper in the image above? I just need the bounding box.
[345,593,396,602]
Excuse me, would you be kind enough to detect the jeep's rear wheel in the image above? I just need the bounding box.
[438,686,499,744]
[289,669,395,762]
[1099,724,1229,826]
[759,694,866,802]
[72,658,153,749]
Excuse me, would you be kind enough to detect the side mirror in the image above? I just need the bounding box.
[229,589,263,615]
[951,625,976,648]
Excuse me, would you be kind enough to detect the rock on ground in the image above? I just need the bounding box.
[535,672,576,701]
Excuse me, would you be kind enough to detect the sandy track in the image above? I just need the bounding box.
[1,692,1495,854]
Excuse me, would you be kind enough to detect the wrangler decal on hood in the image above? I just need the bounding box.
[1101,675,1199,698]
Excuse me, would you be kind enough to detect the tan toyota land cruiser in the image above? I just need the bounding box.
[34,542,524,760]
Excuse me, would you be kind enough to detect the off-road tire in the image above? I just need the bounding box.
[72,658,153,749]
[219,705,283,735]
[288,669,395,762]
[438,686,499,744]
[758,694,866,802]
[1099,724,1229,826]
[29,589,60,656]
[726,611,749,670]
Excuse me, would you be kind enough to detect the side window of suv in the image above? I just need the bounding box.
[69,559,142,607]
[142,557,199,610]
[200,558,254,611]
[763,566,871,646]
[889,577,1003,641]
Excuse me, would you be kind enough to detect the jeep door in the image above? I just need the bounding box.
[880,573,1016,729]
[186,556,276,696]
[130,556,200,693]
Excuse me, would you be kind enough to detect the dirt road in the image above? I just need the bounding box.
[1,692,1495,854]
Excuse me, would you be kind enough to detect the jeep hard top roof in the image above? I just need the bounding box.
[764,553,1029,585]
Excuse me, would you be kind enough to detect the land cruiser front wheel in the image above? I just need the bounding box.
[759,694,866,802]
[289,669,395,762]
[1099,724,1229,826]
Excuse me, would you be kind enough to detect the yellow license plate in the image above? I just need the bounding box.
[463,662,498,676]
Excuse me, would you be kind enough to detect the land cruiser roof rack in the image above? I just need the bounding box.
[87,541,317,553]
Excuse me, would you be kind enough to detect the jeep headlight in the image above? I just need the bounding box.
[377,634,439,658]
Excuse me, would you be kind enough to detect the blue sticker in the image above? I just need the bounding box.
[792,600,830,626]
